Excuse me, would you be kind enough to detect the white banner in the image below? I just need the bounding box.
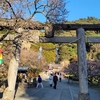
[56,48,59,62]
[38,46,42,60]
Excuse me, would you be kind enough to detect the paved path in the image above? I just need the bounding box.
[14,78,100,100]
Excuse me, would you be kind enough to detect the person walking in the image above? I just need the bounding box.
[59,73,62,82]
[53,73,58,89]
[36,75,43,88]
[49,73,53,87]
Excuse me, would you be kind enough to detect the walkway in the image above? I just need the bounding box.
[14,78,100,100]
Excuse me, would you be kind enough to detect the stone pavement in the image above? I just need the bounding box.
[14,78,100,100]
[14,79,73,100]
[0,72,100,100]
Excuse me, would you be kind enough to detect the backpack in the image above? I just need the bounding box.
[38,77,42,83]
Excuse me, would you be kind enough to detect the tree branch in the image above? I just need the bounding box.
[5,0,17,18]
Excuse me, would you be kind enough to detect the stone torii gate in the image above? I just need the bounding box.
[1,23,100,100]
[40,24,100,100]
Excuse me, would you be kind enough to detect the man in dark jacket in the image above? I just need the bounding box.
[53,73,58,89]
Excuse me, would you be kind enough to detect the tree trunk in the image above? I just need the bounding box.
[77,28,90,100]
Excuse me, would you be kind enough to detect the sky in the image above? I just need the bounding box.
[34,0,100,22]
[67,0,100,21]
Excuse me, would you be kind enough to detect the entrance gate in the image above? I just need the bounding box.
[40,24,100,100]
[1,23,100,100]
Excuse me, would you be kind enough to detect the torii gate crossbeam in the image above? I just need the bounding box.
[53,24,100,31]
[39,36,100,43]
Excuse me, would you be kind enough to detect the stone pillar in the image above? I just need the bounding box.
[76,28,90,100]
[2,57,18,100]
[2,29,22,100]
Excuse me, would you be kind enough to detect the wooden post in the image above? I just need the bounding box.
[76,28,90,100]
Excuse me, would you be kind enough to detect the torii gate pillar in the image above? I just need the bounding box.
[76,28,90,100]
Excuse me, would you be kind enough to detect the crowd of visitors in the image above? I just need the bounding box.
[17,71,62,89]
[35,72,62,89]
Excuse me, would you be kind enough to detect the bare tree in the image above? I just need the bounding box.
[0,0,68,22]
[0,0,68,100]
